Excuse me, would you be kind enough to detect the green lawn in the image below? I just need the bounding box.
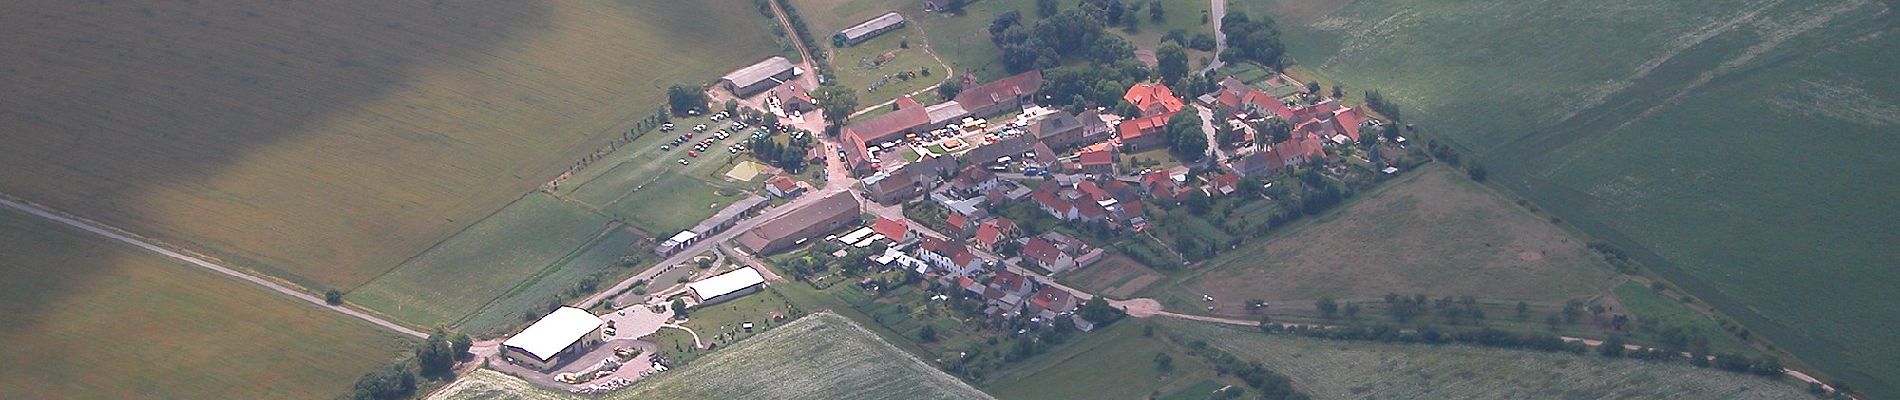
[457,226,653,336]
[1611,282,1755,356]
[0,209,411,400]
[598,173,746,236]
[349,193,612,327]
[831,26,947,108]
[563,114,759,236]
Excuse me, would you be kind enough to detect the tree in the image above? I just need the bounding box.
[1330,84,1344,99]
[449,332,473,361]
[1600,336,1627,357]
[1342,302,1361,318]
[671,298,690,319]
[324,289,344,305]
[812,85,858,130]
[1079,297,1126,326]
[919,325,939,342]
[1165,111,1207,161]
[723,99,740,114]
[945,0,967,14]
[1149,0,1165,22]
[1257,314,1273,332]
[1261,118,1292,145]
[1156,43,1190,85]
[1037,0,1059,17]
[667,84,709,116]
[1154,352,1175,373]
[1218,12,1286,68]
[350,362,416,400]
[418,330,456,378]
[1316,297,1339,319]
[1188,33,1217,51]
[1467,163,1488,182]
[1304,81,1320,94]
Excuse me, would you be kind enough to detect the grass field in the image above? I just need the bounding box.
[1160,165,1618,315]
[1610,282,1754,355]
[561,114,760,236]
[0,209,411,399]
[983,321,1218,400]
[457,226,652,336]
[1162,319,1814,400]
[0,0,786,290]
[1248,0,1900,393]
[833,27,947,108]
[429,313,993,400]
[349,193,612,328]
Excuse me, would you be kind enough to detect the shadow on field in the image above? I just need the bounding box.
[0,0,549,315]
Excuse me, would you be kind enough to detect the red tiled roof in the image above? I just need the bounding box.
[1022,238,1063,266]
[774,83,814,104]
[896,95,922,109]
[992,270,1030,292]
[1122,83,1185,116]
[1117,112,1173,141]
[872,216,909,240]
[767,175,798,192]
[1079,149,1113,166]
[1333,107,1368,141]
[948,212,970,231]
[846,106,931,146]
[1030,287,1074,311]
[956,70,1044,112]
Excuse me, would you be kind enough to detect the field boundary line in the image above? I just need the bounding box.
[452,220,622,329]
[0,193,426,338]
[359,192,541,290]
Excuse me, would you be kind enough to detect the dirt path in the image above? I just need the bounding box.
[0,194,427,338]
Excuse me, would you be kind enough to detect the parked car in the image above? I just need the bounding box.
[678,158,689,165]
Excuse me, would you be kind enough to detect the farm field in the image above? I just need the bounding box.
[428,312,993,400]
[0,209,411,400]
[0,0,786,290]
[1162,319,1814,400]
[348,193,612,328]
[1062,254,1165,299]
[983,321,1218,400]
[457,225,652,337]
[1160,165,1619,315]
[1250,0,1900,393]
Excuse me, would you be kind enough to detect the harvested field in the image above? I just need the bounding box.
[0,0,786,289]
[1062,255,1165,299]
[428,312,992,400]
[1163,319,1814,399]
[0,209,411,400]
[1171,165,1618,315]
[349,193,612,328]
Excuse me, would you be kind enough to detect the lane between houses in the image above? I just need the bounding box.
[0,194,427,339]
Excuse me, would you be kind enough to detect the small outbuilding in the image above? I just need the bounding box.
[502,307,605,370]
[689,267,767,306]
[835,12,906,46]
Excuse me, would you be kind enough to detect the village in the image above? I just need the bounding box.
[482,5,1431,393]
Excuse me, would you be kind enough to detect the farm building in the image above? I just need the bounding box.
[772,83,817,113]
[721,56,798,97]
[737,191,862,254]
[689,267,767,306]
[954,70,1044,118]
[835,12,906,46]
[656,231,701,257]
[502,306,605,370]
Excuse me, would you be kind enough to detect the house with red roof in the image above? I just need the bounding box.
[1078,149,1115,176]
[1123,83,1186,117]
[1231,132,1328,177]
[1027,286,1078,319]
[1205,172,1242,197]
[988,269,1035,299]
[948,164,1000,196]
[871,216,918,244]
[1117,112,1173,152]
[764,175,803,198]
[972,218,1017,250]
[772,83,816,113]
[1332,107,1370,142]
[1022,237,1077,273]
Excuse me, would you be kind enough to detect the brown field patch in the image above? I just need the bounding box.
[1174,165,1618,315]
[1064,255,1166,298]
[0,0,785,289]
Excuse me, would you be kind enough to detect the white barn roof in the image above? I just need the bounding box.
[503,307,603,361]
[690,267,767,300]
[723,56,795,89]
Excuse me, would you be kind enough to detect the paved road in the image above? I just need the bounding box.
[1195,105,1226,163]
[0,195,427,338]
[1202,0,1229,74]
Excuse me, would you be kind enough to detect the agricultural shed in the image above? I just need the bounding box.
[721,56,797,97]
[502,307,605,370]
[689,267,767,305]
[837,12,906,46]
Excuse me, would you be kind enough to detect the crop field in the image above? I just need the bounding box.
[1062,254,1165,299]
[1251,0,1900,393]
[983,321,1218,400]
[428,313,993,400]
[458,226,652,336]
[349,193,612,328]
[1162,319,1813,400]
[0,0,786,290]
[1162,165,1618,315]
[0,209,410,399]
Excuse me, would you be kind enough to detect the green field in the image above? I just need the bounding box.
[349,193,612,327]
[0,0,786,290]
[457,226,652,336]
[428,313,993,400]
[561,113,761,236]
[1249,0,1900,393]
[0,209,411,399]
[984,321,1217,399]
[833,26,948,108]
[1159,165,1619,315]
[1162,319,1813,399]
[1611,282,1754,355]
[1063,254,1165,298]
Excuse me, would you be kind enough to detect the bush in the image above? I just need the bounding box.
[324,289,344,305]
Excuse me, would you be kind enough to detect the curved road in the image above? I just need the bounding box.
[0,195,426,338]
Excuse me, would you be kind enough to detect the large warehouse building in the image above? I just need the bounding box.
[720,56,798,97]
[502,306,605,370]
[688,267,767,306]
